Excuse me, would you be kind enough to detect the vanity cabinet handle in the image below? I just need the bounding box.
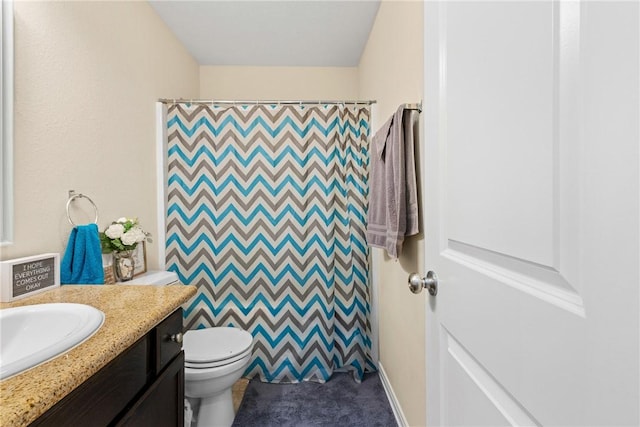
[170,332,183,344]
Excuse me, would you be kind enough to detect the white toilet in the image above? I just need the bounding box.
[124,271,254,427]
[184,327,253,427]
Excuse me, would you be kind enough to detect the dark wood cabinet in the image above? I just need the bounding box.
[32,309,184,427]
[116,352,185,427]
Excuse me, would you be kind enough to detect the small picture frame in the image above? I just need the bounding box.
[132,241,147,277]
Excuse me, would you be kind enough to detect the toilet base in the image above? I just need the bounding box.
[194,388,235,427]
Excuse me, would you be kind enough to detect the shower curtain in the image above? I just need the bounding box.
[165,103,374,383]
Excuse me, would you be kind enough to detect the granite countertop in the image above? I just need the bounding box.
[0,284,196,427]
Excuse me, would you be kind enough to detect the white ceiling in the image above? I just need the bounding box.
[148,1,381,67]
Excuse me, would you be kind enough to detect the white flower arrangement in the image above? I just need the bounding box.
[99,217,151,253]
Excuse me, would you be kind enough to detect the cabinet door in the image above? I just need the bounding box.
[116,351,185,427]
[155,308,183,373]
[32,337,150,427]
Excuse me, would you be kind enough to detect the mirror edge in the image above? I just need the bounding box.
[1,0,14,247]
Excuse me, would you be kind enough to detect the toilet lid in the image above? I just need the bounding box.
[184,327,253,364]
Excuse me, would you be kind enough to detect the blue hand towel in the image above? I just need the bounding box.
[61,223,105,284]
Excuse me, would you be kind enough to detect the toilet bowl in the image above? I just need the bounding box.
[184,327,254,427]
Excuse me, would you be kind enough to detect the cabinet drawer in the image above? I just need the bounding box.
[155,308,183,373]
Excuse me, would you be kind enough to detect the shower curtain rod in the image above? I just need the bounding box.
[157,98,377,106]
[157,99,422,112]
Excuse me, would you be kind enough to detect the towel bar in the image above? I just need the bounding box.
[403,102,422,112]
[66,190,99,226]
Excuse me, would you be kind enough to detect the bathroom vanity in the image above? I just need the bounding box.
[0,284,196,427]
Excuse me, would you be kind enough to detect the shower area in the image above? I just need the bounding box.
[157,101,376,383]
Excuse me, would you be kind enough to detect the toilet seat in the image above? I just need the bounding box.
[184,327,253,369]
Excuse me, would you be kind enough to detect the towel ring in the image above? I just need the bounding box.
[66,193,99,226]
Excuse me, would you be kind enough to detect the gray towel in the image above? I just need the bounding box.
[366,105,419,258]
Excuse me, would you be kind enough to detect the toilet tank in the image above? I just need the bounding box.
[123,271,180,286]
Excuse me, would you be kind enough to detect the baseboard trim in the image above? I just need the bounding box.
[378,362,409,427]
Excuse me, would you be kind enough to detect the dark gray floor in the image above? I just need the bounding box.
[232,372,398,427]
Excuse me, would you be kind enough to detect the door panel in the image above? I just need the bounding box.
[445,0,581,310]
[444,329,536,427]
[446,1,555,267]
[423,1,639,426]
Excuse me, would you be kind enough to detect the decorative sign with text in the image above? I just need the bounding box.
[0,253,60,302]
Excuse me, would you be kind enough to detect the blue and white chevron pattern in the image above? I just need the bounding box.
[165,104,374,383]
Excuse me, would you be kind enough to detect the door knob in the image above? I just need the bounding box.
[408,271,438,296]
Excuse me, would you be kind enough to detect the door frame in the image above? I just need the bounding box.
[423,1,445,425]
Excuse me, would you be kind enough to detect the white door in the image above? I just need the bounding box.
[422,1,639,426]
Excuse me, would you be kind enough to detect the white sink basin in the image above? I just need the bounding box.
[0,303,104,380]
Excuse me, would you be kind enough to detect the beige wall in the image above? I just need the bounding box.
[200,66,358,100]
[358,1,425,426]
[1,1,199,268]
